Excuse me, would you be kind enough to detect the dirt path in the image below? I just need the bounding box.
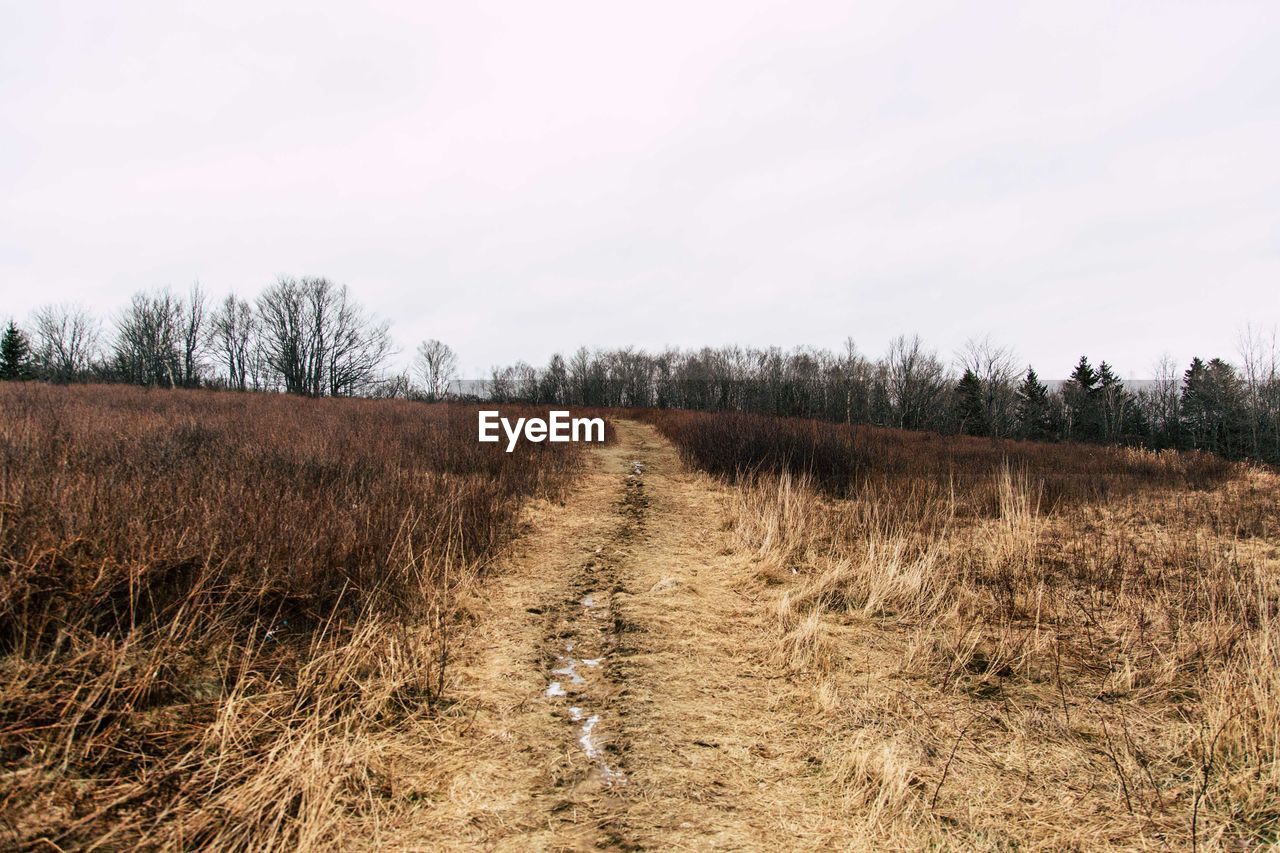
[372,419,848,850]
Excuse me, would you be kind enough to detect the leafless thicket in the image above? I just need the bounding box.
[9,276,404,397]
[29,303,100,383]
[111,285,207,387]
[0,384,591,849]
[208,293,260,391]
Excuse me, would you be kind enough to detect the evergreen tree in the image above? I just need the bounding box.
[1207,359,1246,456]
[1065,355,1101,441]
[1181,357,1211,449]
[1096,361,1131,442]
[1181,357,1248,456]
[954,368,986,435]
[1096,361,1120,388]
[1014,367,1053,440]
[1070,355,1097,390]
[0,320,33,380]
[1122,399,1151,443]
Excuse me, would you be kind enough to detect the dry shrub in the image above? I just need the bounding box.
[670,407,1279,847]
[0,384,595,849]
[639,408,1242,514]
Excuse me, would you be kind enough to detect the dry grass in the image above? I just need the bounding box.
[0,384,596,850]
[638,408,1236,509]
[9,393,1271,849]
[656,409,1280,849]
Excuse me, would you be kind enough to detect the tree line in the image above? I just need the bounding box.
[1,278,436,399]
[3,281,1278,463]
[482,334,1280,464]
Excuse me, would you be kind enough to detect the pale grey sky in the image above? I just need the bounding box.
[1,1,1277,378]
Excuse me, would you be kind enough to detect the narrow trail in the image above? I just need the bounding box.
[377,420,848,850]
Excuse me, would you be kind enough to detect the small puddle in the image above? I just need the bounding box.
[552,658,585,685]
[577,711,627,787]
[578,713,603,758]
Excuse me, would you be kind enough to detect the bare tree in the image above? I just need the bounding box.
[957,335,1020,437]
[256,277,311,394]
[488,364,514,402]
[244,330,273,391]
[885,334,948,431]
[494,361,538,403]
[209,294,256,391]
[178,283,207,387]
[257,276,391,396]
[413,339,458,401]
[568,347,600,406]
[1238,324,1279,460]
[31,304,100,383]
[608,346,654,407]
[540,353,568,404]
[324,290,393,397]
[1148,353,1183,448]
[835,337,873,424]
[113,290,183,387]
[373,371,414,399]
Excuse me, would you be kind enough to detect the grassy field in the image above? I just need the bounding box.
[641,409,1280,847]
[0,385,594,849]
[4,391,1276,849]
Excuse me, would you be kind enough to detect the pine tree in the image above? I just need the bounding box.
[1096,361,1120,387]
[1181,357,1210,449]
[1069,356,1097,391]
[0,320,33,380]
[1014,367,1053,440]
[1180,357,1250,456]
[1206,359,1246,456]
[1095,361,1130,442]
[955,368,986,435]
[1122,399,1151,443]
[1065,356,1101,441]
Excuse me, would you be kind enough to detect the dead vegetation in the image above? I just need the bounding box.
[646,409,1280,849]
[5,392,1275,849]
[0,384,594,850]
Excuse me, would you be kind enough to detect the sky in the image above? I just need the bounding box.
[1,1,1277,379]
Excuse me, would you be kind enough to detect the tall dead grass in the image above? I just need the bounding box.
[661,409,1279,848]
[0,384,593,849]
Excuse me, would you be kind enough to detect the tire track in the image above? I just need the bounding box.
[538,455,649,848]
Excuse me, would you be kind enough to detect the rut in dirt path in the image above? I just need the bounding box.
[536,455,651,845]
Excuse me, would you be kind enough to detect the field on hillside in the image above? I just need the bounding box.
[3,392,1276,850]
[640,409,1280,847]
[0,385,596,849]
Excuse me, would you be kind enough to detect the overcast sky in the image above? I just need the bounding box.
[2,1,1277,378]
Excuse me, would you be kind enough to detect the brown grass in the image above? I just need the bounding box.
[0,384,597,849]
[655,409,1280,849]
[638,408,1237,512]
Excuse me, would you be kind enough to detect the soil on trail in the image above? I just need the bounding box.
[375,420,847,850]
